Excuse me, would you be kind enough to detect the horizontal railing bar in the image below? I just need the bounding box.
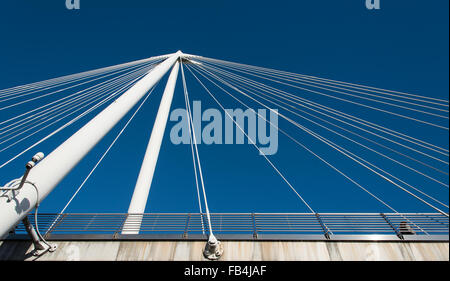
[32,212,447,215]
[9,213,447,239]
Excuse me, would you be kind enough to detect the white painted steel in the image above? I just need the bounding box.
[0,51,182,238]
[122,61,180,234]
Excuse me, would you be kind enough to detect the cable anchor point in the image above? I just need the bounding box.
[0,152,58,256]
[22,216,57,256]
[203,234,223,260]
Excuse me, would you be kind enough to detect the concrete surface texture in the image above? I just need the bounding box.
[0,240,448,261]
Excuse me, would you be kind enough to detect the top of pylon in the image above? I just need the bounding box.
[158,51,201,60]
[179,52,201,59]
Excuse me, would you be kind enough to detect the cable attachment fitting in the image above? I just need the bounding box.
[203,234,223,260]
[1,152,57,256]
[22,217,57,256]
[1,152,46,201]
[26,152,44,169]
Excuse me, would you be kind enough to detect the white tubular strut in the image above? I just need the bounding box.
[122,61,180,234]
[0,51,182,238]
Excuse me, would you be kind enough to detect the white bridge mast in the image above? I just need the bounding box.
[122,61,179,234]
[0,51,182,238]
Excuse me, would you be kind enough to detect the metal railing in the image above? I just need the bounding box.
[7,213,449,241]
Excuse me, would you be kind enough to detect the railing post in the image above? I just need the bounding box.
[381,213,403,240]
[251,213,258,239]
[183,213,191,238]
[114,214,129,239]
[85,214,96,231]
[425,214,447,227]
[315,213,330,239]
[45,213,67,239]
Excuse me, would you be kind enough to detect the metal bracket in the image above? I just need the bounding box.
[183,213,191,238]
[22,217,57,256]
[2,152,57,256]
[316,213,331,240]
[203,235,223,260]
[381,213,404,240]
[251,213,258,239]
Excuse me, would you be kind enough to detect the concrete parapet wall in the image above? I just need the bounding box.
[0,240,448,261]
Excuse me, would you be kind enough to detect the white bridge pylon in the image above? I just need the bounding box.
[122,61,180,234]
[0,51,190,238]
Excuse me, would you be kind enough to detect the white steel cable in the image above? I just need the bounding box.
[44,85,157,234]
[0,67,150,148]
[193,65,449,216]
[180,62,205,234]
[0,61,159,131]
[201,59,449,112]
[203,66,450,175]
[199,62,450,155]
[207,67,450,188]
[0,72,147,169]
[0,59,158,103]
[59,86,156,215]
[0,63,156,137]
[0,61,159,112]
[0,79,134,153]
[0,76,134,146]
[307,127,450,216]
[200,62,450,154]
[187,65,317,214]
[0,70,146,153]
[186,65,409,215]
[0,56,163,97]
[200,63,450,161]
[181,63,215,236]
[192,65,449,208]
[0,59,159,102]
[197,56,449,105]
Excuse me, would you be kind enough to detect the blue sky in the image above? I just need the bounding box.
[0,0,448,214]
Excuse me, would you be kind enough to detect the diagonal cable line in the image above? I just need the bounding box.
[187,65,317,214]
[186,65,416,215]
[0,60,155,103]
[45,85,158,234]
[0,56,163,98]
[0,67,150,149]
[201,65,450,176]
[200,63,450,161]
[0,71,147,169]
[0,61,158,112]
[0,61,160,130]
[192,65,449,209]
[181,62,215,237]
[201,59,449,112]
[190,63,435,238]
[197,56,449,105]
[190,64,449,216]
[0,63,156,139]
[0,59,157,102]
[204,66,450,188]
[200,62,450,154]
[180,62,205,234]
